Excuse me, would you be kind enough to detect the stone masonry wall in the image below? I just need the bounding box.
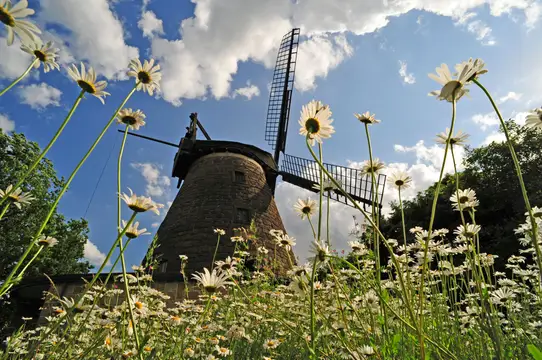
[154,152,293,276]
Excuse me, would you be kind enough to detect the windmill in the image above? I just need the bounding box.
[125,28,386,276]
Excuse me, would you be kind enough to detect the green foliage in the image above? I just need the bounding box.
[528,344,542,360]
[381,121,542,271]
[0,130,91,279]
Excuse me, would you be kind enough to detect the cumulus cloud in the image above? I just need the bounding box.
[131,163,172,198]
[0,38,32,80]
[398,60,416,84]
[472,112,499,131]
[39,0,139,79]
[0,114,15,132]
[232,82,261,100]
[499,91,523,103]
[146,0,535,106]
[84,240,110,267]
[18,83,62,110]
[138,10,164,38]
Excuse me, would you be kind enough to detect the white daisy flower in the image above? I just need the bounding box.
[450,188,479,211]
[428,62,473,102]
[0,185,34,209]
[293,198,317,219]
[435,128,470,147]
[214,228,226,236]
[67,63,110,104]
[275,234,296,251]
[309,240,330,263]
[192,268,231,293]
[298,100,335,145]
[354,111,380,125]
[454,223,481,238]
[37,235,58,248]
[127,58,162,96]
[20,40,60,73]
[360,158,385,175]
[387,171,412,190]
[116,108,146,130]
[0,0,41,46]
[119,188,164,215]
[121,220,150,239]
[525,108,542,130]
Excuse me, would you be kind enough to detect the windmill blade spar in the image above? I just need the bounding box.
[265,28,300,164]
[280,154,386,210]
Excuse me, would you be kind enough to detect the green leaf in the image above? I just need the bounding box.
[527,344,542,360]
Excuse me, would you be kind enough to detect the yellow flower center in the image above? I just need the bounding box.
[135,301,143,309]
[305,118,320,134]
[204,285,217,293]
[137,71,151,84]
[394,180,404,186]
[144,346,152,352]
[77,80,96,94]
[37,239,49,247]
[122,115,137,126]
[459,196,470,204]
[128,204,148,213]
[534,211,542,218]
[280,239,289,245]
[7,194,19,202]
[126,230,138,239]
[302,206,311,214]
[105,337,111,346]
[34,50,47,62]
[0,6,15,27]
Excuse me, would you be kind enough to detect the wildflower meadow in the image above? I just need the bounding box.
[2,1,542,359]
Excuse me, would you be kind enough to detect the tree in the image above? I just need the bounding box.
[0,130,91,280]
[381,121,542,271]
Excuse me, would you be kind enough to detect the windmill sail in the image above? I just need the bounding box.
[265,28,300,164]
[280,154,386,210]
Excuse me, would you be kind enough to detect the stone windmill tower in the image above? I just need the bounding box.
[127,29,386,276]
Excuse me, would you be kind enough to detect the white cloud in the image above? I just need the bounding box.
[232,82,261,100]
[18,83,62,110]
[295,34,353,91]
[472,112,499,131]
[0,38,32,80]
[138,10,164,38]
[525,2,542,29]
[84,240,110,267]
[147,0,534,106]
[465,19,496,45]
[131,163,172,198]
[398,60,416,84]
[482,131,506,145]
[499,91,523,103]
[0,114,15,133]
[39,0,139,79]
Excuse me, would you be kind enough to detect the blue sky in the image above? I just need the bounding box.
[1,0,541,269]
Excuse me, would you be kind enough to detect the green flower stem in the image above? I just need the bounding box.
[0,85,137,297]
[307,216,317,239]
[317,143,324,242]
[326,196,330,246]
[0,58,39,97]
[398,187,412,301]
[0,202,10,221]
[16,245,44,279]
[115,124,143,359]
[417,95,457,359]
[450,145,466,226]
[28,214,137,356]
[117,125,129,233]
[119,236,142,357]
[0,89,86,209]
[211,234,222,270]
[333,255,459,360]
[304,137,418,329]
[309,256,318,356]
[473,78,542,283]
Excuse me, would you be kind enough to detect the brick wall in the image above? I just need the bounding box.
[154,151,294,276]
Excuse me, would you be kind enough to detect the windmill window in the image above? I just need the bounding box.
[234,171,245,183]
[236,208,250,223]
[159,261,168,273]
